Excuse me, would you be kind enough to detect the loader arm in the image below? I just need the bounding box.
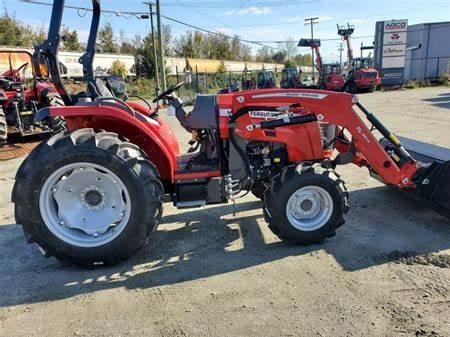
[231,89,418,188]
[298,39,322,72]
[337,24,355,65]
[313,45,322,72]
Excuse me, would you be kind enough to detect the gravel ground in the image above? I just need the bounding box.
[0,87,449,337]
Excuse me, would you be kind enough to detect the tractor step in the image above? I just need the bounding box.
[175,200,206,209]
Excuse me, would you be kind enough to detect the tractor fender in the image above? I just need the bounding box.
[37,103,179,182]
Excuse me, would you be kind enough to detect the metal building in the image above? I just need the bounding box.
[404,21,450,81]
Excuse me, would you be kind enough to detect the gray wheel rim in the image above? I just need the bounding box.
[39,162,132,248]
[286,186,333,232]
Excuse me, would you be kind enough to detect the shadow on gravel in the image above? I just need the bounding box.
[422,91,450,109]
[0,186,449,308]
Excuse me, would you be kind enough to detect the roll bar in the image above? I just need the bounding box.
[33,0,101,105]
[79,0,100,84]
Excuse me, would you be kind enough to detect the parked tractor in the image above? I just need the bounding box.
[280,67,302,89]
[298,39,345,91]
[241,69,256,90]
[0,49,64,144]
[256,70,276,89]
[337,24,381,93]
[12,0,450,267]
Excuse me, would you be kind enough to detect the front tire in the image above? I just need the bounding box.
[345,81,357,94]
[264,164,349,244]
[12,128,164,266]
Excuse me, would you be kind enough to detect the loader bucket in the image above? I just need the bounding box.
[399,137,450,218]
[298,38,321,47]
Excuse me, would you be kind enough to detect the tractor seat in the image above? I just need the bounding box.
[185,95,218,130]
[88,78,114,98]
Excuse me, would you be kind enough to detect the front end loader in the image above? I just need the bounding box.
[298,38,345,91]
[337,24,381,93]
[11,0,450,267]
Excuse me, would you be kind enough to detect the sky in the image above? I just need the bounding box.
[4,0,450,62]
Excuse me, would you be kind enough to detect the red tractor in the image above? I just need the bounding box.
[337,24,381,93]
[12,0,450,266]
[298,39,345,91]
[0,49,63,144]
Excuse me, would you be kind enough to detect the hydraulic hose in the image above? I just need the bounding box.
[356,102,414,162]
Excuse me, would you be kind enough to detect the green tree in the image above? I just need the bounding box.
[255,46,273,63]
[294,53,312,66]
[284,59,297,68]
[135,34,156,78]
[98,22,118,53]
[271,51,287,63]
[217,60,226,73]
[111,59,127,77]
[0,13,35,47]
[61,25,81,51]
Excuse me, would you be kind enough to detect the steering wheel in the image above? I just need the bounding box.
[17,62,29,73]
[152,82,184,103]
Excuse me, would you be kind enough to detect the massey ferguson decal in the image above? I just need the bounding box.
[252,92,328,100]
[249,111,282,119]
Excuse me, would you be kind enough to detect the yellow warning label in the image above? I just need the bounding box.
[389,134,401,146]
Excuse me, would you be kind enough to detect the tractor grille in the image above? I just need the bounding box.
[319,123,336,150]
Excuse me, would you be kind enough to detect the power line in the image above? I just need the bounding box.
[160,15,277,49]
[172,0,281,49]
[20,0,279,50]
[161,1,318,8]
[257,35,375,43]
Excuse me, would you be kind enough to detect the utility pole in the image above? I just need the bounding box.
[304,17,319,82]
[144,2,159,97]
[337,42,344,69]
[156,0,167,93]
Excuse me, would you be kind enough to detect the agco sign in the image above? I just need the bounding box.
[385,22,407,30]
[384,20,408,32]
[374,19,408,86]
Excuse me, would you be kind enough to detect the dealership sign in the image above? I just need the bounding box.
[374,19,408,86]
[383,31,407,45]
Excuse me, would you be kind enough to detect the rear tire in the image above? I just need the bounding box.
[44,92,66,134]
[0,107,6,145]
[12,128,164,266]
[264,164,349,244]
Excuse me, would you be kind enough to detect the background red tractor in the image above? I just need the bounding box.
[298,39,345,91]
[12,0,450,267]
[337,24,381,93]
[0,49,64,144]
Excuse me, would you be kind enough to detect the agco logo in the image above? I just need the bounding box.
[383,72,402,78]
[385,22,406,30]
